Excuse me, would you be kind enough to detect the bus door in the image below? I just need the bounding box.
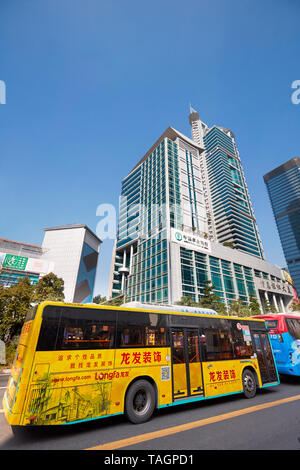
[171,328,204,399]
[252,331,278,384]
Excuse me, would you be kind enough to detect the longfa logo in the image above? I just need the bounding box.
[95,370,129,381]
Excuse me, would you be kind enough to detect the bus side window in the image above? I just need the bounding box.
[116,311,168,348]
[59,321,115,350]
[118,327,144,347]
[231,321,254,359]
[54,307,116,350]
[200,328,234,361]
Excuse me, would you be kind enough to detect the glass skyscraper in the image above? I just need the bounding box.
[264,157,300,296]
[189,108,264,259]
[108,116,294,312]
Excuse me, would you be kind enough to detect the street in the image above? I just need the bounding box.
[1,373,300,451]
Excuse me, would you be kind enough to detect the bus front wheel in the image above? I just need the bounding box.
[242,369,257,398]
[125,379,156,424]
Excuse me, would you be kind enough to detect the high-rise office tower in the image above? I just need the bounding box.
[264,157,300,295]
[108,119,293,312]
[108,126,209,304]
[189,107,264,259]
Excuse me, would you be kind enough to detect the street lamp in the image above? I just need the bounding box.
[118,266,130,303]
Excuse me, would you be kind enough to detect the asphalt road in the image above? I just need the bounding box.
[1,373,300,451]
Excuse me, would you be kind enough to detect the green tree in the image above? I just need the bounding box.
[175,296,197,307]
[248,293,262,315]
[33,272,64,303]
[228,298,251,317]
[290,301,300,312]
[99,294,128,306]
[197,280,227,314]
[0,277,34,343]
[0,272,65,346]
[93,295,107,304]
[108,295,128,306]
[261,299,274,314]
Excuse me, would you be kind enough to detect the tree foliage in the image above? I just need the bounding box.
[248,293,262,315]
[291,300,300,312]
[33,272,64,303]
[175,296,197,307]
[0,277,33,343]
[93,295,107,304]
[261,299,275,313]
[228,299,251,317]
[176,281,262,317]
[176,281,226,315]
[0,272,65,344]
[197,280,227,314]
[103,295,128,306]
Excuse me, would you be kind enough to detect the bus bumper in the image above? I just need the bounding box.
[277,363,300,376]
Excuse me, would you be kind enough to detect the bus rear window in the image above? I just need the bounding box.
[265,320,278,331]
[286,318,300,340]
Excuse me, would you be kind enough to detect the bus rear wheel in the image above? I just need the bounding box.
[242,369,257,398]
[125,379,156,424]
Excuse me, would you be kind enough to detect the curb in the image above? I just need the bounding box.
[0,369,11,375]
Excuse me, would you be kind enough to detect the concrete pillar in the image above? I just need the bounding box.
[273,293,279,312]
[129,244,133,275]
[121,250,127,291]
[280,296,285,313]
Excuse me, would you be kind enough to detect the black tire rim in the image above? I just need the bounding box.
[132,388,151,416]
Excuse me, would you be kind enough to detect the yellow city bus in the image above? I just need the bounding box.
[3,301,279,430]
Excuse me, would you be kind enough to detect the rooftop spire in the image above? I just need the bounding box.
[189,103,198,115]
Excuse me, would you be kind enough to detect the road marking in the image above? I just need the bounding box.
[86,394,300,450]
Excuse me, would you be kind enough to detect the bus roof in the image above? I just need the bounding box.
[252,313,300,320]
[122,301,219,316]
[35,300,266,323]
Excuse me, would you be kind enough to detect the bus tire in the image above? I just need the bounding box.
[11,426,25,438]
[242,369,257,399]
[125,379,156,424]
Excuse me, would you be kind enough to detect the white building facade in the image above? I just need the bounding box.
[0,224,101,303]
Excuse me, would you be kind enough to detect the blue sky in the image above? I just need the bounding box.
[1,0,300,297]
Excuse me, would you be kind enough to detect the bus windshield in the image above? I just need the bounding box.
[286,318,300,339]
[265,320,278,331]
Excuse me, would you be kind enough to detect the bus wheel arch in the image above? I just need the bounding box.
[241,366,258,398]
[124,376,157,424]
